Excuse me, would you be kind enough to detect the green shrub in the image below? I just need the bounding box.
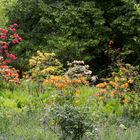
[45,104,97,140]
[6,0,140,76]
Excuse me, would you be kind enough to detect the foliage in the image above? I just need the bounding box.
[95,63,140,119]
[0,107,140,140]
[0,76,140,139]
[0,1,140,139]
[5,0,140,76]
[0,1,7,27]
[45,104,96,140]
[5,0,108,71]
[0,110,58,140]
[97,122,140,140]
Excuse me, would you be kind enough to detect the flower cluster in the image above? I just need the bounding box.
[0,24,22,84]
[0,65,20,84]
[26,51,64,80]
[0,28,7,40]
[9,23,17,32]
[95,64,136,103]
[43,75,88,89]
[65,60,93,81]
[0,24,22,65]
[11,33,22,44]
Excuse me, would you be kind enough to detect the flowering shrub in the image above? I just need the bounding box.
[25,51,64,80]
[43,75,88,90]
[95,63,140,118]
[0,65,20,84]
[65,60,96,84]
[0,24,22,61]
[95,64,137,102]
[0,24,22,85]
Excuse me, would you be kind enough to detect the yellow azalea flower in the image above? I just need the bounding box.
[32,56,37,60]
[29,59,36,66]
[44,53,49,57]
[32,72,36,77]
[106,85,110,90]
[114,76,119,82]
[37,50,42,56]
[37,61,41,65]
[50,53,56,56]
[44,66,55,73]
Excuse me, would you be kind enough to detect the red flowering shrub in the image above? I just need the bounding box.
[0,24,22,85]
[0,65,20,84]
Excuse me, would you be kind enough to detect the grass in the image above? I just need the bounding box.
[0,111,139,140]
[0,83,140,140]
[0,110,58,140]
[98,123,140,140]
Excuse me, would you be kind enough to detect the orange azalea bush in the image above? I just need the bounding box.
[43,75,88,90]
[93,63,140,117]
[95,63,137,104]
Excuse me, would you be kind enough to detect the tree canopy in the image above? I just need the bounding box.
[5,0,140,75]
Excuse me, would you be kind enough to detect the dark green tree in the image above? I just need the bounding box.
[6,0,140,76]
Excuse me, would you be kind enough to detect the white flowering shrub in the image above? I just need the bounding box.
[65,60,94,81]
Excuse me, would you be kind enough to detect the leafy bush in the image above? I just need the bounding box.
[95,63,140,119]
[6,0,140,76]
[0,24,22,88]
[45,104,97,140]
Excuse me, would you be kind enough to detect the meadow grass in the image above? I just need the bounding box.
[0,111,139,140]
[0,84,139,140]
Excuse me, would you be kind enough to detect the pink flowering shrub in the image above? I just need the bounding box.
[0,24,22,85]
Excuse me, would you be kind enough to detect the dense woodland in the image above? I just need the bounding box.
[1,0,140,76]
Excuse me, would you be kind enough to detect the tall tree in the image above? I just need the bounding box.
[6,0,140,75]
